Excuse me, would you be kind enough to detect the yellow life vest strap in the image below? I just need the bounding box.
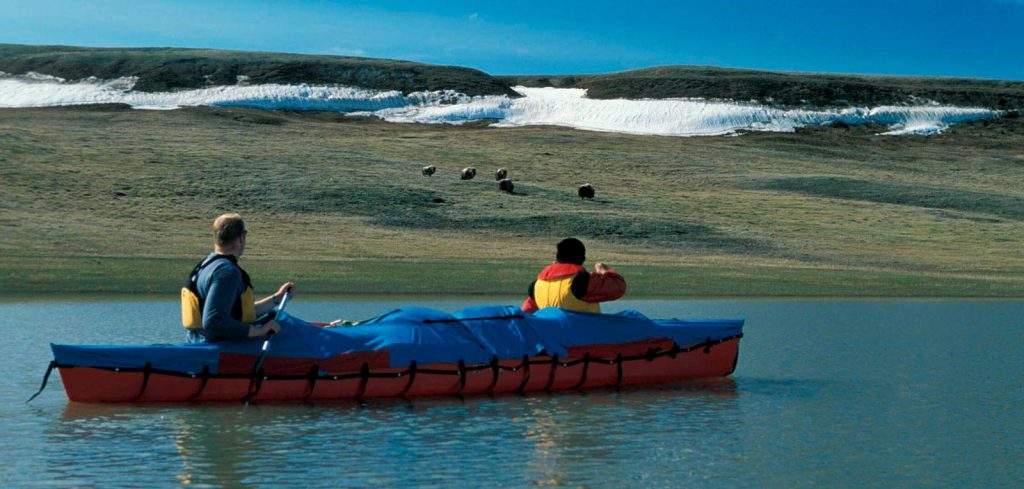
[239,287,256,323]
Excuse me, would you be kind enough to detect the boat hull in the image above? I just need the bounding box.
[58,338,740,403]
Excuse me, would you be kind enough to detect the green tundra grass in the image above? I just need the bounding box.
[1,105,1023,297]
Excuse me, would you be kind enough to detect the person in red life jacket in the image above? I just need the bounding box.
[521,238,626,314]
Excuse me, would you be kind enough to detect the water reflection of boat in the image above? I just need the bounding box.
[57,402,286,487]
[50,378,744,486]
[43,306,743,403]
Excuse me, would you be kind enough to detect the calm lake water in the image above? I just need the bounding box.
[1,298,1021,488]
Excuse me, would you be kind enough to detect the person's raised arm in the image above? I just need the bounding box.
[255,282,295,316]
[583,263,626,302]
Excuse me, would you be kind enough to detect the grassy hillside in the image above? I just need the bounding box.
[0,44,515,96]
[501,66,1024,108]
[1,105,1023,297]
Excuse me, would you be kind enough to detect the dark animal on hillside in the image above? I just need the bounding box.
[422,165,436,176]
[495,168,508,180]
[498,178,514,193]
[578,183,595,199]
[461,167,477,180]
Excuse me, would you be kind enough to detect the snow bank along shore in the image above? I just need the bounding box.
[0,72,1000,136]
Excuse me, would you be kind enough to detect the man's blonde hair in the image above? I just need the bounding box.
[213,213,246,246]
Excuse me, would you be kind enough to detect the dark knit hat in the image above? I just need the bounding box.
[556,238,586,264]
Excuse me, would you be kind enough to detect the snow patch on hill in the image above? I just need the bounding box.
[0,74,1000,136]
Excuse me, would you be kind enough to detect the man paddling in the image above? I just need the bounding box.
[180,213,292,342]
[521,238,626,313]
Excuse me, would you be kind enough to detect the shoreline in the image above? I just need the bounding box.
[3,255,1022,300]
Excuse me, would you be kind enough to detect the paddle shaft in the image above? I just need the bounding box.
[244,290,290,403]
[252,290,290,364]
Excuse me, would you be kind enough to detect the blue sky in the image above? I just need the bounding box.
[3,0,1023,79]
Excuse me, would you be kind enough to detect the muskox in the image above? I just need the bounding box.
[461,167,477,180]
[498,178,514,193]
[578,183,595,199]
[494,168,508,180]
[422,165,436,176]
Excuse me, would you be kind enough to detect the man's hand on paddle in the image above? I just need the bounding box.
[254,282,296,317]
[274,282,295,302]
[594,262,610,274]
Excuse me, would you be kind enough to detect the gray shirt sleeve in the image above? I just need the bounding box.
[201,265,251,341]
